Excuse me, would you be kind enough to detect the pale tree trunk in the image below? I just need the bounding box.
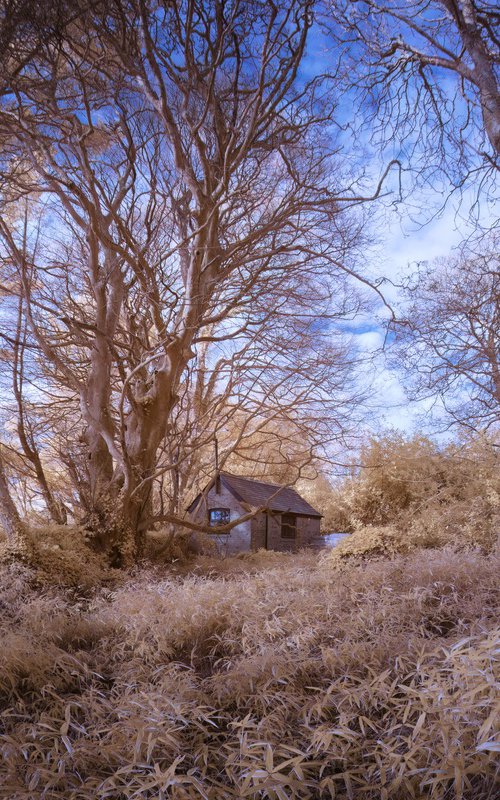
[99,211,222,560]
[442,0,500,153]
[115,335,199,558]
[76,234,130,559]
[13,219,67,526]
[73,206,220,566]
[75,225,218,562]
[0,452,33,559]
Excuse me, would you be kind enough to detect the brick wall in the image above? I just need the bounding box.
[190,484,321,554]
[266,512,320,552]
[191,482,251,555]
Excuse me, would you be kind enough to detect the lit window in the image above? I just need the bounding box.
[209,508,230,529]
[281,513,296,539]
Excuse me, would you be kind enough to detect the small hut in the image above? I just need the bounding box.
[187,472,322,554]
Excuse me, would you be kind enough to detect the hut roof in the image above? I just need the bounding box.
[188,472,322,517]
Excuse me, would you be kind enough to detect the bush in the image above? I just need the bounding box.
[0,524,121,588]
[328,433,499,555]
[144,527,216,564]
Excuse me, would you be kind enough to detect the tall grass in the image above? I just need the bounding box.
[1,548,498,799]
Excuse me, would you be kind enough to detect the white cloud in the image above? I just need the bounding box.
[354,330,385,353]
[338,191,497,440]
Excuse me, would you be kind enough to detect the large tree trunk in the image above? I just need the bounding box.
[90,232,220,562]
[84,325,203,564]
[443,0,500,154]
[76,239,129,557]
[83,477,152,568]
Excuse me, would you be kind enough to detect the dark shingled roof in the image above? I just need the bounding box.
[188,472,322,517]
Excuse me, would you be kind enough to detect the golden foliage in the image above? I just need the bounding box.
[327,434,499,557]
[0,548,498,798]
[0,524,121,588]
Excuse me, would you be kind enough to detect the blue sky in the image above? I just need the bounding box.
[2,6,495,452]
[297,18,498,440]
[347,195,496,437]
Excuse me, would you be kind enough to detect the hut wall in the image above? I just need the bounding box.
[193,482,251,555]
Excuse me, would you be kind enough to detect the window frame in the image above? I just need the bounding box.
[208,507,231,530]
[281,512,297,540]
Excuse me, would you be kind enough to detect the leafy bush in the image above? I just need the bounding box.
[0,524,121,588]
[0,548,498,798]
[328,434,499,554]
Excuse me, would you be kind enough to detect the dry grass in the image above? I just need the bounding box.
[0,547,499,799]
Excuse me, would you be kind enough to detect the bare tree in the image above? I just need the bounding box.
[0,206,68,524]
[165,285,362,519]
[0,0,374,561]
[0,0,75,92]
[392,235,500,431]
[326,0,499,200]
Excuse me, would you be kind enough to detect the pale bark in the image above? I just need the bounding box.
[0,451,32,557]
[438,0,499,153]
[326,0,499,195]
[0,0,366,562]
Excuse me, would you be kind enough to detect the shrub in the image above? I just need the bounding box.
[328,433,499,555]
[144,527,216,564]
[0,524,121,588]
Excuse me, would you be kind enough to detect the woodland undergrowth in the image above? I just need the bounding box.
[0,546,499,799]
